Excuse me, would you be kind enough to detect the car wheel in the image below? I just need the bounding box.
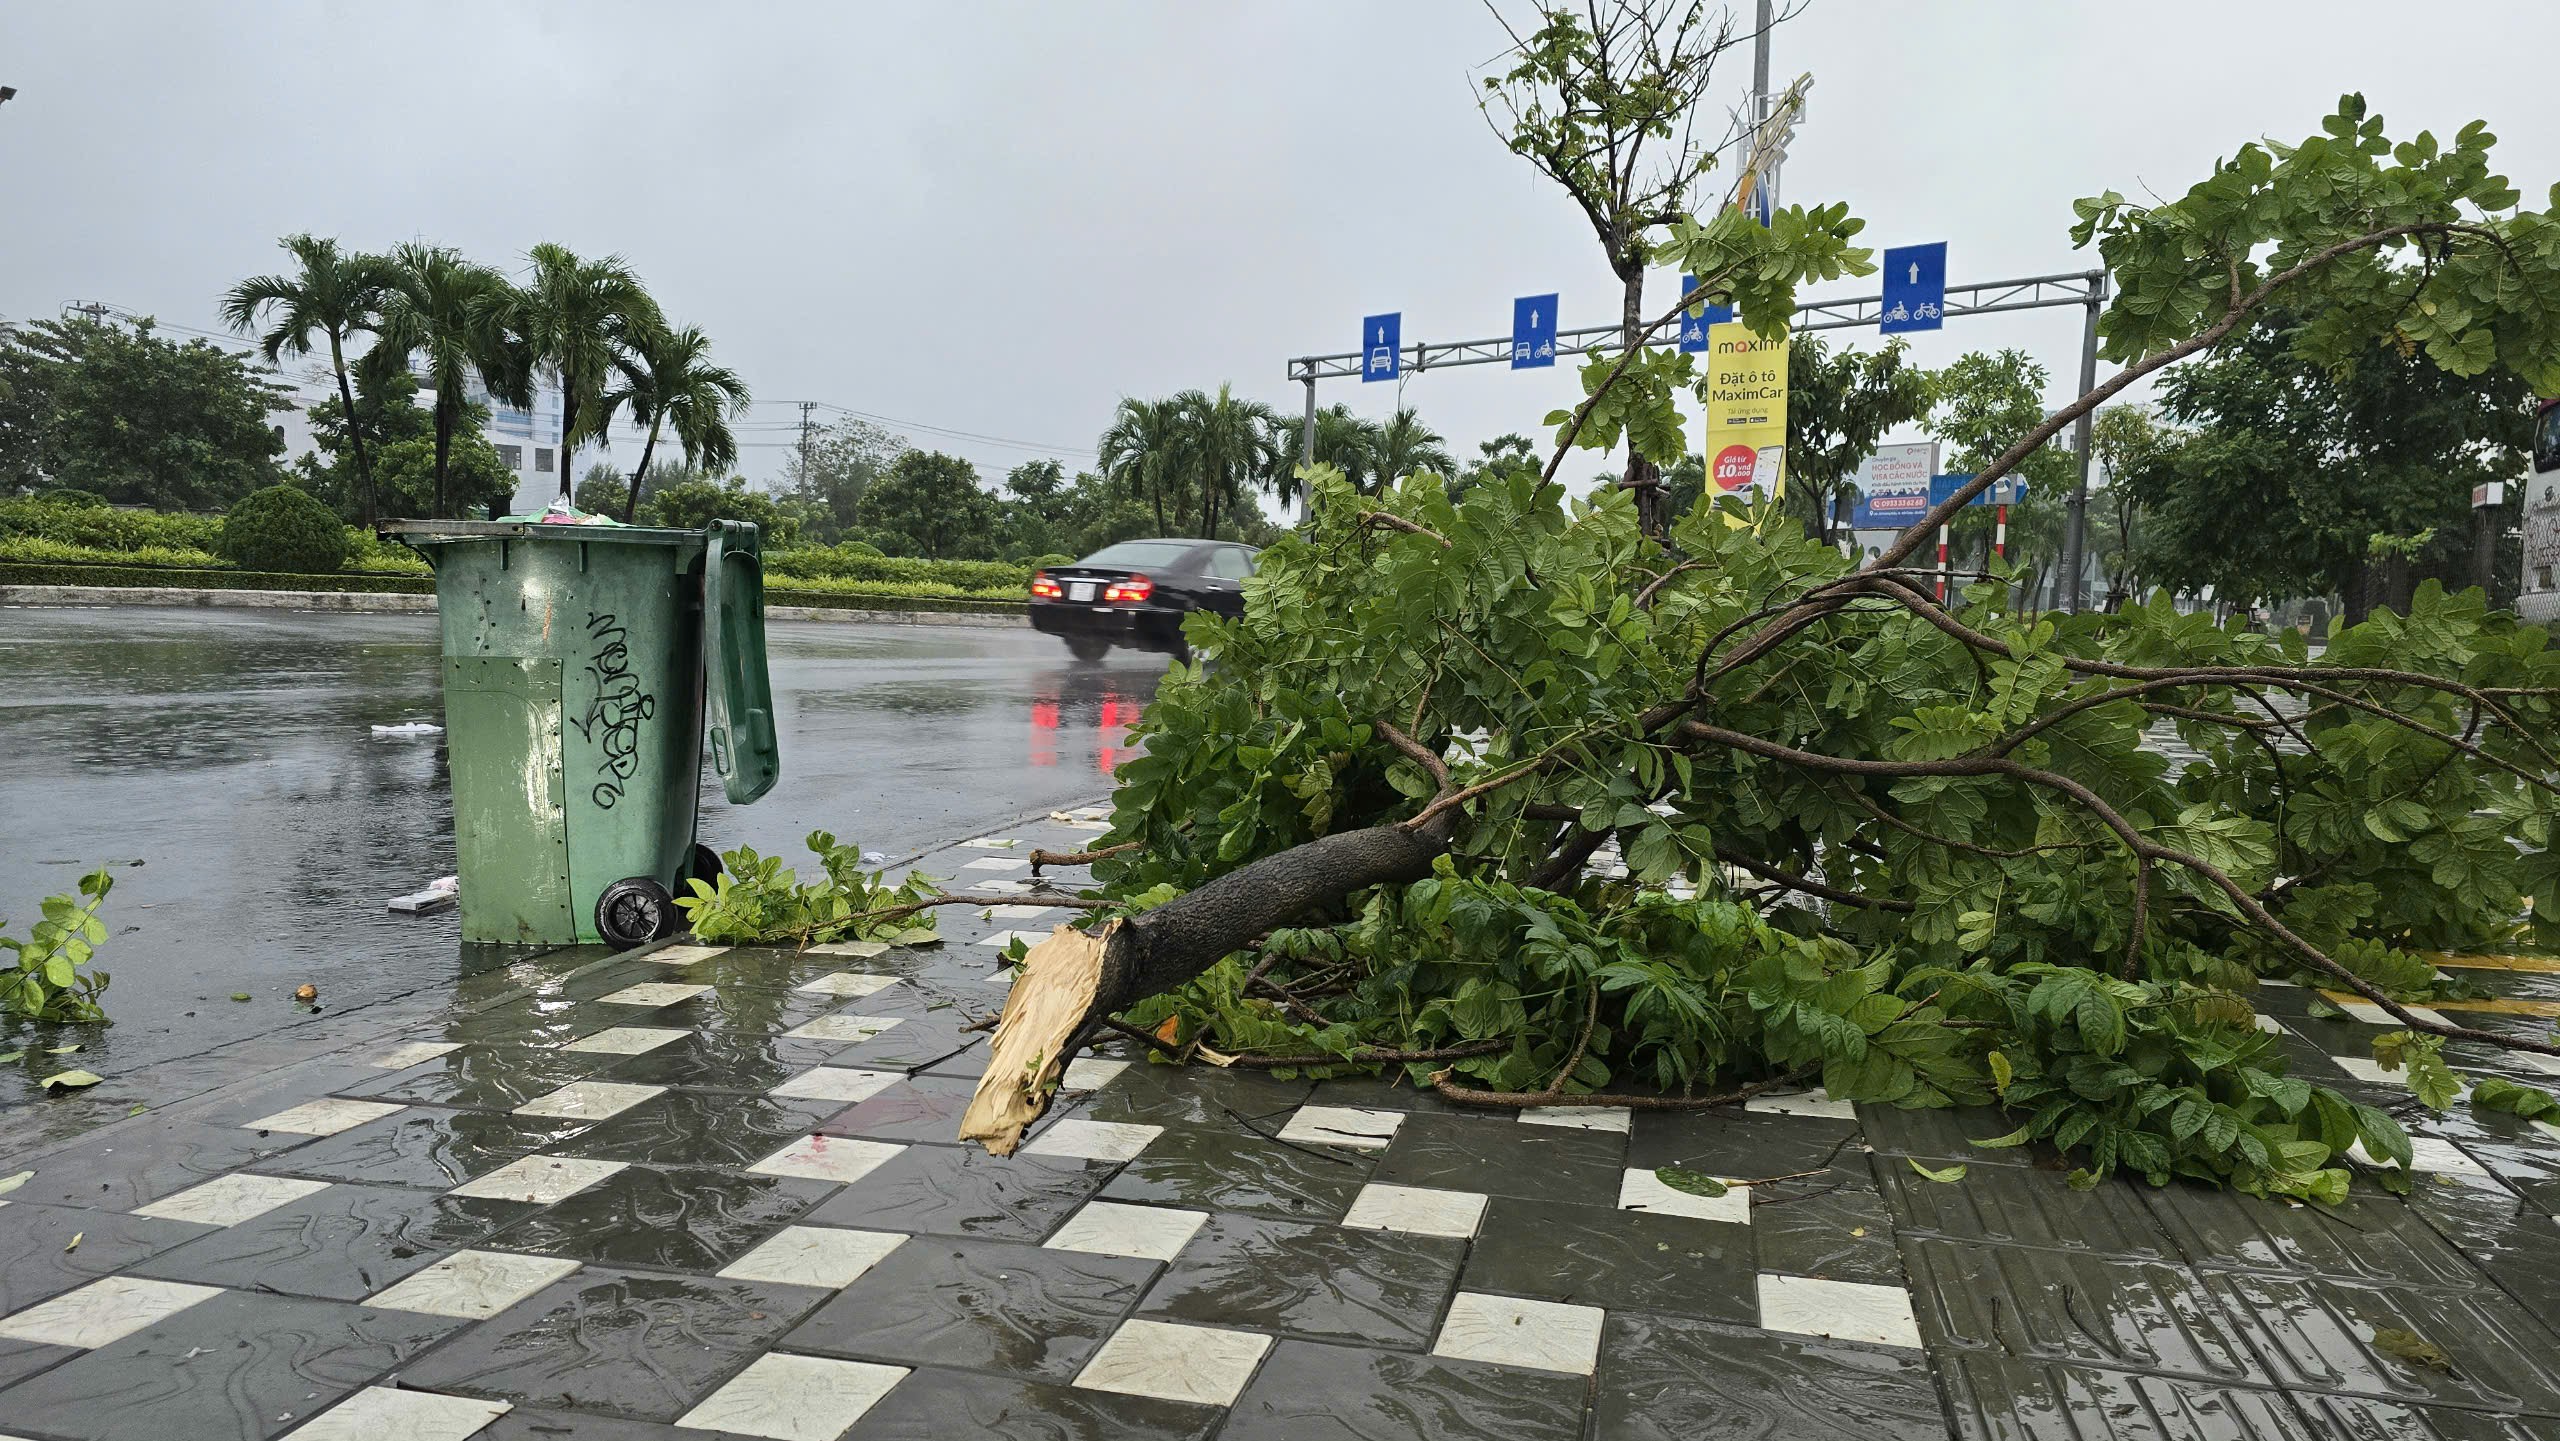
[1065,635,1112,663]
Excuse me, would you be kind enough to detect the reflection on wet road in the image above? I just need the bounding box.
[0,606,1157,1092]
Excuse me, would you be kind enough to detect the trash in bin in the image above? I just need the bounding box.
[380,516,780,949]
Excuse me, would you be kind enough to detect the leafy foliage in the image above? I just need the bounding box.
[855,450,1003,560]
[0,315,290,509]
[678,832,941,949]
[221,484,348,574]
[2,867,115,1024]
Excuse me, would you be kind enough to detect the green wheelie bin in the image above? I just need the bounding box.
[383,517,780,948]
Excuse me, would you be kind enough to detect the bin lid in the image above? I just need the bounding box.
[702,520,781,805]
[379,519,710,548]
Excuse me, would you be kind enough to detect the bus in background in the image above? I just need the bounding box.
[2518,398,2560,624]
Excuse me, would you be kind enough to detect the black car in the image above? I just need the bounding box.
[1029,538,1257,661]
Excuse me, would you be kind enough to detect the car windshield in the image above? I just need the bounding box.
[1077,540,1198,568]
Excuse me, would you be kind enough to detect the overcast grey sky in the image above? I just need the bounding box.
[4,1,2553,494]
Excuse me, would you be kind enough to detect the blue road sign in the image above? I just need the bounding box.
[1362,313,1401,383]
[1879,242,1947,334]
[1852,474,2027,529]
[1676,274,1734,353]
[1511,294,1558,369]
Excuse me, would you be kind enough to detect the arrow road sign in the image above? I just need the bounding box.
[1511,294,1558,369]
[1879,242,1947,334]
[1362,313,1401,383]
[1676,274,1734,353]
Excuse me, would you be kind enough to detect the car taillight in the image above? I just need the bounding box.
[1030,571,1061,598]
[1104,574,1153,603]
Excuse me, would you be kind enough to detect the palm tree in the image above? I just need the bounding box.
[1270,403,1384,507]
[1170,385,1279,539]
[221,235,398,524]
[599,323,751,522]
[1098,396,1186,534]
[365,243,525,518]
[513,244,660,505]
[1366,406,1455,495]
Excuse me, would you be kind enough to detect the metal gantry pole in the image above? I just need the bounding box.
[1300,376,1318,473]
[2060,273,2108,613]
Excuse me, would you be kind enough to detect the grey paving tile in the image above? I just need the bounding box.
[0,1334,84,1394]
[799,1142,1115,1242]
[251,1107,598,1187]
[2286,1391,2560,1439]
[0,1289,460,1441]
[128,1183,531,1300]
[1935,1352,2312,1441]
[0,1118,291,1210]
[339,1044,611,1111]
[1901,1234,2266,1384]
[1751,1177,1906,1285]
[475,1407,699,1438]
[586,1029,840,1092]
[1097,1124,1378,1223]
[815,1074,980,1144]
[1626,1107,1869,1179]
[1596,1311,1949,1441]
[0,1199,211,1314]
[839,1364,1220,1440]
[1367,1112,1625,1205]
[821,1013,984,1071]
[1222,1337,1585,1441]
[1137,1210,1468,1349]
[1876,1155,2176,1258]
[556,1089,845,1168]
[1857,1104,2041,1167]
[397,1267,829,1422]
[1304,1077,1465,1115]
[1081,1064,1314,1129]
[2147,1185,2496,1291]
[2408,1179,2560,1336]
[1464,1196,1754,1324]
[2200,1268,2560,1415]
[626,986,854,1034]
[784,1236,1157,1381]
[480,1164,837,1271]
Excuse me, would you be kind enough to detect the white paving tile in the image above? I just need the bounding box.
[805,940,889,958]
[1431,1292,1604,1375]
[1757,1273,1921,1349]
[245,1097,405,1136]
[514,1080,665,1121]
[563,1026,691,1055]
[2252,1013,2291,1035]
[645,944,731,966]
[988,904,1062,920]
[1075,1318,1271,1405]
[285,1386,512,1440]
[750,1135,906,1185]
[1342,1183,1487,1239]
[961,856,1030,872]
[448,1155,626,1205]
[678,1353,908,1439]
[1021,1118,1162,1163]
[784,1014,903,1044]
[365,1041,461,1069]
[1743,1088,1858,1122]
[2333,998,2454,1028]
[1060,1058,1130,1091]
[367,1250,582,1319]
[1619,1167,1751,1224]
[975,928,1051,950]
[0,1275,222,1348]
[771,1066,905,1103]
[133,1173,329,1227]
[719,1226,907,1289]
[2350,1134,2493,1178]
[1045,1201,1207,1262]
[597,981,709,1007]
[794,971,900,998]
[1274,1105,1404,1150]
[1519,1105,1632,1133]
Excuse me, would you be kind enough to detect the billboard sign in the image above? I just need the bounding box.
[1702,321,1789,501]
[1848,442,1937,528]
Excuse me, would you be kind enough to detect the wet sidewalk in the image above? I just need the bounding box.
[4,813,2560,1439]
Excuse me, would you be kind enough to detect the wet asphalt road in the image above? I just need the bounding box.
[0,605,1157,1092]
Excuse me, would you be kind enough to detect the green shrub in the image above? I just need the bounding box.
[838,540,883,557]
[762,543,1030,592]
[0,536,227,568]
[0,498,226,553]
[33,488,109,508]
[344,531,433,574]
[220,485,347,574]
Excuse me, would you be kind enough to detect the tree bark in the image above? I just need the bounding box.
[623,418,661,523]
[432,402,453,519]
[1614,258,1666,536]
[329,331,375,528]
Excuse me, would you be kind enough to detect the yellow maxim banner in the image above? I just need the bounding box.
[1703,320,1790,508]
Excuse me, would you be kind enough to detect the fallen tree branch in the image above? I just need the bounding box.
[1029,841,1139,871]
[1361,510,1451,547]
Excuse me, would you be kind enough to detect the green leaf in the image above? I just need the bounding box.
[0,1170,31,1197]
[2373,1327,2455,1375]
[2469,1076,2560,1121]
[1907,1158,1968,1184]
[230,992,252,1002]
[1653,1166,1729,1198]
[38,1070,101,1091]
[0,1051,21,1064]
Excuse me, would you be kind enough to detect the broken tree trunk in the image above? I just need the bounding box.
[959,818,1451,1154]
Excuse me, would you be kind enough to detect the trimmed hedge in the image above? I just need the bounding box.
[0,561,434,594]
[767,588,1026,616]
[762,546,1032,591]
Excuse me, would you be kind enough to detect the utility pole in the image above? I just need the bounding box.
[2059,273,2108,613]
[1300,378,1317,479]
[797,401,816,491]
[1752,0,1775,212]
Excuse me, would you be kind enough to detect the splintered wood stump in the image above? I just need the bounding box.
[958,821,1451,1154]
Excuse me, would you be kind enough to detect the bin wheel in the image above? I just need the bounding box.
[686,843,723,889]
[596,877,675,950]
